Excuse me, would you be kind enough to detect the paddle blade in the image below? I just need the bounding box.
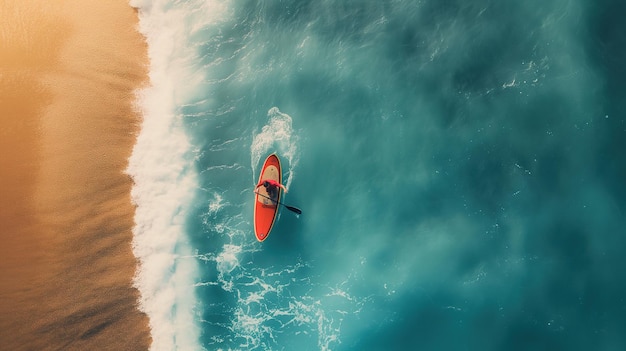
[285,205,302,215]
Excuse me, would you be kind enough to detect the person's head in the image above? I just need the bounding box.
[263,181,270,188]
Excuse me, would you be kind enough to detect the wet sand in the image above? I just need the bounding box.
[0,1,150,349]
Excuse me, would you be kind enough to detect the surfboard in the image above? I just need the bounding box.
[254,153,282,241]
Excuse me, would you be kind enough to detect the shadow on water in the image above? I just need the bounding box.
[264,205,304,251]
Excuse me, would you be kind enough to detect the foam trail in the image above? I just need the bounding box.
[127,0,230,349]
[251,107,299,189]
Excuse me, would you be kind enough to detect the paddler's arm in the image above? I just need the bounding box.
[253,183,262,194]
[279,184,288,193]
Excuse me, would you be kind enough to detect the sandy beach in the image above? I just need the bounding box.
[0,1,150,349]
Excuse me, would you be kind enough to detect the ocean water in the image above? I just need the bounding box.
[128,0,626,350]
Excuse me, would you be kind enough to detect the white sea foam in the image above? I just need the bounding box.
[250,107,299,189]
[216,244,241,278]
[196,251,358,350]
[127,0,232,350]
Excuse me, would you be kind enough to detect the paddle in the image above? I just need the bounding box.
[255,191,302,215]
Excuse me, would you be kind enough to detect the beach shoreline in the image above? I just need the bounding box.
[0,1,151,349]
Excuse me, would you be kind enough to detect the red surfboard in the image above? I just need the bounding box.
[254,153,282,241]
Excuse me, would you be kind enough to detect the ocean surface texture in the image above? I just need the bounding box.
[129,0,626,350]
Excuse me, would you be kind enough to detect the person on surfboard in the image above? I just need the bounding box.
[255,179,287,203]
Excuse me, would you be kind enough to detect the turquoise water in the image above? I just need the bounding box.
[129,0,626,350]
